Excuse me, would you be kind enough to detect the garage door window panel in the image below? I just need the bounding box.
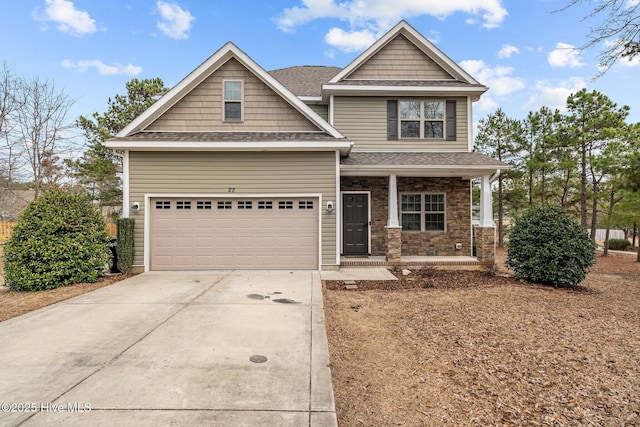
[150,197,319,270]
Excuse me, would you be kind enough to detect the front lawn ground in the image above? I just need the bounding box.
[323,249,640,426]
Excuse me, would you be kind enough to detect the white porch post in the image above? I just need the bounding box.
[388,174,400,227]
[476,173,496,264]
[479,174,494,227]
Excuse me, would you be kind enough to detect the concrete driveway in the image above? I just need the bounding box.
[0,271,336,426]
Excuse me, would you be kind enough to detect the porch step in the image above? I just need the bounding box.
[340,256,487,268]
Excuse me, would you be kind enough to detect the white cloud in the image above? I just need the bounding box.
[275,0,508,51]
[497,44,519,59]
[324,27,377,52]
[522,77,586,113]
[39,0,96,36]
[474,96,499,114]
[619,55,640,67]
[548,42,585,68]
[156,1,194,40]
[279,0,508,30]
[460,59,525,96]
[62,59,142,76]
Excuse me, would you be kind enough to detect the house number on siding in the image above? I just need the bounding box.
[228,187,235,193]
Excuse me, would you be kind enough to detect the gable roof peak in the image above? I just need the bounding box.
[329,20,481,85]
[117,41,344,139]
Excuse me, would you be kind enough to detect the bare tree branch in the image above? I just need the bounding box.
[559,0,640,77]
[12,74,74,199]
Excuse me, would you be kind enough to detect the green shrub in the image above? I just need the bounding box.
[607,238,631,251]
[506,205,596,288]
[3,188,111,291]
[116,218,135,274]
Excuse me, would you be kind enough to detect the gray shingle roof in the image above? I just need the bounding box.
[341,152,507,167]
[269,66,342,97]
[110,131,343,143]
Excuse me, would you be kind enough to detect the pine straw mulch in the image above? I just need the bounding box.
[323,249,640,426]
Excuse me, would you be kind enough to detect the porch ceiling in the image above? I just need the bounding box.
[340,151,508,178]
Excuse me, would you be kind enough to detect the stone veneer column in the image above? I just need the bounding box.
[386,174,402,261]
[386,226,402,262]
[474,226,496,264]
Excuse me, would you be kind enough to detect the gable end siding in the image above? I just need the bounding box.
[147,58,318,132]
[334,96,468,152]
[345,35,455,81]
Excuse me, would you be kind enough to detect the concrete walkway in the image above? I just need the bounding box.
[0,271,336,426]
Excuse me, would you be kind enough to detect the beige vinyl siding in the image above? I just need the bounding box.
[308,104,329,121]
[147,58,318,132]
[347,35,454,81]
[129,151,337,267]
[333,96,468,152]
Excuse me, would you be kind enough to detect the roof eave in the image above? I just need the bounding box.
[340,164,507,178]
[321,84,488,102]
[106,140,354,156]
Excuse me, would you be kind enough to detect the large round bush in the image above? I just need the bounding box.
[506,205,596,288]
[3,188,111,291]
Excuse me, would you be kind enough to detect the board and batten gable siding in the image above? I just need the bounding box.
[346,35,454,81]
[308,104,329,121]
[333,96,468,152]
[128,151,338,267]
[147,58,318,132]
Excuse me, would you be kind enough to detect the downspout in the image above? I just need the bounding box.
[489,169,501,185]
[112,149,128,219]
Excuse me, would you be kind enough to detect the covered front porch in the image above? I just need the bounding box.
[339,152,505,266]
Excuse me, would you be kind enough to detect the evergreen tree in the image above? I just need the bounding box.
[67,78,168,207]
[475,108,524,247]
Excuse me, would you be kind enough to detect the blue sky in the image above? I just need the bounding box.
[2,0,639,135]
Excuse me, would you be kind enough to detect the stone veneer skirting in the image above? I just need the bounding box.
[341,176,472,257]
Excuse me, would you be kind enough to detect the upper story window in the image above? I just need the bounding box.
[399,100,444,139]
[388,99,456,141]
[223,80,242,121]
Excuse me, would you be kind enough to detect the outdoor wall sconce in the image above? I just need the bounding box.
[326,201,334,213]
[130,202,140,213]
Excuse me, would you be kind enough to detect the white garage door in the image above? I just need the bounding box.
[150,197,319,270]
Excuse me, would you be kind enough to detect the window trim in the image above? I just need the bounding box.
[400,192,447,232]
[223,79,243,122]
[398,99,445,140]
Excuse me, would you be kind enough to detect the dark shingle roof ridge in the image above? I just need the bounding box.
[268,66,343,97]
[270,65,342,72]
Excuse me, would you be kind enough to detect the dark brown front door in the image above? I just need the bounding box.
[343,193,369,255]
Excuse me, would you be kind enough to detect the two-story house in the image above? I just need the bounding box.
[106,21,505,272]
